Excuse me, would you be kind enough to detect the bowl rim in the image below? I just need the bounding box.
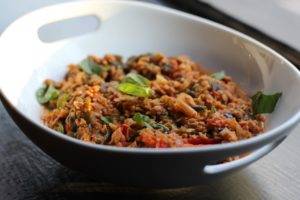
[1,0,300,154]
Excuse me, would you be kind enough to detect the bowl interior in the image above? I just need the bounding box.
[0,1,299,134]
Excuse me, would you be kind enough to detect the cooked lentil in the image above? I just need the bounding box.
[39,53,266,148]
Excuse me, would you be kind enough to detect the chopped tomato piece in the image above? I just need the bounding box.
[187,136,220,145]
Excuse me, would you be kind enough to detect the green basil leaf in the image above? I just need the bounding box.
[133,113,152,128]
[45,85,60,101]
[36,85,60,104]
[133,113,151,125]
[251,91,282,115]
[117,83,152,97]
[36,85,47,104]
[123,73,150,86]
[57,93,69,109]
[101,116,113,124]
[133,113,169,132]
[211,71,225,80]
[79,57,102,75]
[152,123,169,132]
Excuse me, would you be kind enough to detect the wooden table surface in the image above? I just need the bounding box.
[1,102,300,200]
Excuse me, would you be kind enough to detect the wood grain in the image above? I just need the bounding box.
[0,101,300,200]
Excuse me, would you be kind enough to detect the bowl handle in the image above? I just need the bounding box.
[202,137,285,176]
[1,1,122,44]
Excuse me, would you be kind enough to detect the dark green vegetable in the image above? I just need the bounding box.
[251,91,282,115]
[117,83,152,97]
[211,71,225,80]
[133,113,152,128]
[56,93,69,108]
[192,105,207,112]
[152,123,169,132]
[133,113,169,132]
[36,84,60,104]
[101,116,113,124]
[123,73,150,86]
[79,57,108,75]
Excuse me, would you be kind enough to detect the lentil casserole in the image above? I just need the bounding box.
[38,53,272,148]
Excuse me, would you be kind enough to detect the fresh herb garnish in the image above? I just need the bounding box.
[117,83,152,97]
[133,113,169,132]
[152,123,169,132]
[251,91,282,115]
[133,113,152,128]
[123,73,150,87]
[56,93,69,108]
[118,73,152,97]
[36,84,60,104]
[211,70,225,80]
[101,116,113,124]
[79,57,108,75]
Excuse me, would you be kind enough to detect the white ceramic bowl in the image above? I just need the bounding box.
[0,0,300,188]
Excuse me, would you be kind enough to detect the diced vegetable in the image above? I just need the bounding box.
[79,57,108,75]
[56,93,69,108]
[55,122,64,133]
[103,130,112,144]
[133,113,169,132]
[192,105,207,112]
[123,73,150,86]
[152,123,169,132]
[128,131,140,142]
[188,136,221,145]
[211,82,221,91]
[133,113,152,128]
[117,83,152,97]
[162,63,172,73]
[251,91,282,115]
[101,116,113,124]
[211,105,217,113]
[36,84,60,104]
[211,71,225,80]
